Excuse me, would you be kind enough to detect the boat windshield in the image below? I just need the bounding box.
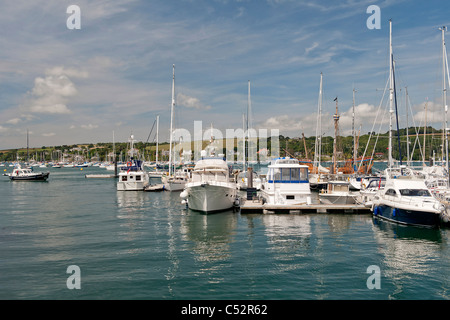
[267,167,308,182]
[399,189,431,197]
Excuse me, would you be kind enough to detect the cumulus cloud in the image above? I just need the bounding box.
[80,124,99,129]
[177,93,212,110]
[24,66,88,115]
[259,103,388,137]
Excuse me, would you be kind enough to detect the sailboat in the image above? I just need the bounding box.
[371,20,444,227]
[318,97,357,204]
[238,80,262,190]
[309,73,329,190]
[148,115,167,178]
[161,65,189,191]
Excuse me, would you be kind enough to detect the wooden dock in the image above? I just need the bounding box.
[239,198,371,214]
[85,174,117,179]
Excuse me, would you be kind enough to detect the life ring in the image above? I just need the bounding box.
[127,161,132,167]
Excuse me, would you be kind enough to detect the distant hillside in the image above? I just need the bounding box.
[0,127,445,162]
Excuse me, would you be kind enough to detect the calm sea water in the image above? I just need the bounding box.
[1,164,450,300]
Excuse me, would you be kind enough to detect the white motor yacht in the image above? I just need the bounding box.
[260,157,312,205]
[180,157,238,213]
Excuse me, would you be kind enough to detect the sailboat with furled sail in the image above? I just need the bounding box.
[371,20,444,227]
[318,97,357,204]
[162,64,189,191]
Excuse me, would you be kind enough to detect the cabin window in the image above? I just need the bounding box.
[385,189,397,196]
[282,168,290,181]
[286,195,295,200]
[122,176,127,181]
[136,175,141,181]
[300,168,308,181]
[291,168,299,181]
[399,189,431,197]
[273,169,281,181]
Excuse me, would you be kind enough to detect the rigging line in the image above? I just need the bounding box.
[406,91,425,162]
[145,118,157,144]
[393,57,402,165]
[358,76,389,172]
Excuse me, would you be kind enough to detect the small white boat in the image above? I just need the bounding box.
[162,166,192,191]
[319,181,357,205]
[260,157,312,205]
[117,134,150,191]
[358,176,386,207]
[237,169,262,190]
[180,157,238,213]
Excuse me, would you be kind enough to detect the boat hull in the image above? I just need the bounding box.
[186,183,237,213]
[373,205,441,227]
[9,172,49,181]
[117,172,149,191]
[319,193,356,205]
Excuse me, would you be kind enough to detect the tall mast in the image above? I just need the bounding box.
[423,99,427,165]
[332,97,339,174]
[352,88,357,173]
[405,87,410,166]
[247,80,252,133]
[242,113,246,169]
[439,26,449,177]
[388,19,394,168]
[26,128,29,164]
[314,73,323,170]
[247,80,252,164]
[156,115,159,166]
[169,64,175,176]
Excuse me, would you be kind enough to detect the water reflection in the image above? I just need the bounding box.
[181,210,237,263]
[116,191,147,212]
[179,210,237,284]
[372,219,446,299]
[261,214,312,274]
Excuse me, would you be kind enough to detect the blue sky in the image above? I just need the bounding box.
[1,0,450,149]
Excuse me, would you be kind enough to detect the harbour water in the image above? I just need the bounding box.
[1,165,450,300]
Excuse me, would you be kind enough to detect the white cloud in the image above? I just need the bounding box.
[6,118,21,125]
[42,132,55,137]
[24,66,88,115]
[81,124,99,130]
[177,93,212,110]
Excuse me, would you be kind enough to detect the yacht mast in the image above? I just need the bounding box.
[439,26,449,180]
[388,19,394,168]
[313,73,323,170]
[406,87,410,166]
[156,115,159,166]
[332,97,339,174]
[169,64,175,176]
[352,88,357,173]
[423,99,427,165]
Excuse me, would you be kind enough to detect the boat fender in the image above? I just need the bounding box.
[373,206,379,216]
[180,190,188,199]
[393,208,397,217]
